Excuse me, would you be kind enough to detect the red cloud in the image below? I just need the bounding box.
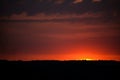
[0,12,103,20]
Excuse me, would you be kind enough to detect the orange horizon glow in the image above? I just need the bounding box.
[1,52,120,61]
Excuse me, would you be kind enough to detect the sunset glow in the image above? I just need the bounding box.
[81,58,93,61]
[0,0,120,61]
[1,51,120,61]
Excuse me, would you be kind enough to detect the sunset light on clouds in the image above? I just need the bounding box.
[0,0,120,61]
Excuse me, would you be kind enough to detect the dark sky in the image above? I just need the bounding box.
[0,0,120,60]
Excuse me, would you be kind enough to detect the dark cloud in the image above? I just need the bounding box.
[0,0,120,17]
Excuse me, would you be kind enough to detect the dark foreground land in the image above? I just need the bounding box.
[0,60,120,80]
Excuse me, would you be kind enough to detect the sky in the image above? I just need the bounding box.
[0,0,120,61]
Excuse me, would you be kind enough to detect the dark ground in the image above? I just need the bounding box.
[0,60,120,80]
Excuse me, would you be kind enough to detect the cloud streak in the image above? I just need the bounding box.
[1,21,120,55]
[0,0,120,17]
[0,12,103,20]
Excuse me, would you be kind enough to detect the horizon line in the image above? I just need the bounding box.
[0,59,120,62]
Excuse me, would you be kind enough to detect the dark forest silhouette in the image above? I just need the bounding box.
[0,60,120,80]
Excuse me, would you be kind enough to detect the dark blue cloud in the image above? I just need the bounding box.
[0,0,120,16]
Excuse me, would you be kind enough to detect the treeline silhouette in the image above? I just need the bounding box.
[0,60,120,80]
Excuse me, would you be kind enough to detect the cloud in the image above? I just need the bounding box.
[73,0,83,4]
[1,20,120,55]
[92,0,101,2]
[54,0,65,4]
[0,0,120,17]
[0,12,103,20]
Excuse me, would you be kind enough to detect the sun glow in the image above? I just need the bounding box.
[80,58,93,61]
[84,58,93,61]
